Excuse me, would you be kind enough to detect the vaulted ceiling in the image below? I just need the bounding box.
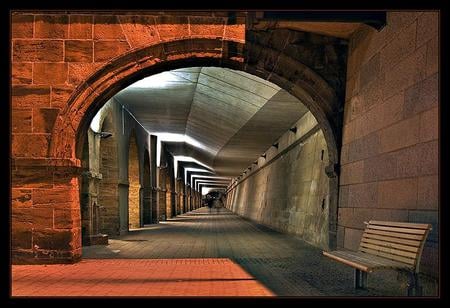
[114,67,308,178]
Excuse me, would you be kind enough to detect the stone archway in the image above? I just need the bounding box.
[98,109,120,236]
[13,36,343,264]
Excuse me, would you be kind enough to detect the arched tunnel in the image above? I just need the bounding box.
[10,10,439,297]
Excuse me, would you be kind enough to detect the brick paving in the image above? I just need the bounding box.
[12,207,438,297]
[12,258,273,297]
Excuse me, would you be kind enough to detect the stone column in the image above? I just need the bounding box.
[12,158,82,264]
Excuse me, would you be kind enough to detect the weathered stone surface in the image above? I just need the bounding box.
[340,160,364,185]
[69,15,93,39]
[417,176,438,210]
[12,227,33,249]
[403,73,438,117]
[33,187,77,205]
[35,15,69,38]
[65,40,93,62]
[381,20,417,72]
[12,62,33,84]
[13,40,64,62]
[426,36,438,76]
[94,15,126,40]
[12,134,50,158]
[360,52,380,89]
[379,115,420,153]
[94,40,130,62]
[155,16,190,40]
[12,85,51,108]
[416,12,438,48]
[33,229,73,250]
[51,86,75,108]
[33,108,59,133]
[118,16,160,48]
[363,152,398,182]
[417,140,438,176]
[12,189,33,208]
[68,63,103,85]
[420,107,438,142]
[12,14,34,38]
[343,228,363,251]
[33,63,68,85]
[378,178,418,209]
[190,16,225,37]
[54,209,78,229]
[383,44,427,100]
[32,207,54,229]
[347,182,378,208]
[12,109,32,133]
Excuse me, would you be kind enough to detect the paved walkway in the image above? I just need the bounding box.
[12,207,438,297]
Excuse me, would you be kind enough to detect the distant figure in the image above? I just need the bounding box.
[207,196,213,212]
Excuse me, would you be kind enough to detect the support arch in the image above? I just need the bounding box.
[48,38,342,249]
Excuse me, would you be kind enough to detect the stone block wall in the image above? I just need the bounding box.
[227,112,331,249]
[339,12,439,276]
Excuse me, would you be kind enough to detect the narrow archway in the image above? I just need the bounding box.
[98,110,120,236]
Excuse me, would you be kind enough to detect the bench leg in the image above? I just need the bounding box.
[354,269,368,289]
[407,272,423,296]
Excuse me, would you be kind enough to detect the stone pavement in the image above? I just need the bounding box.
[12,207,439,297]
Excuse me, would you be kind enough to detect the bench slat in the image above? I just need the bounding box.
[360,242,418,259]
[323,251,371,272]
[366,228,424,240]
[363,233,421,247]
[361,237,420,253]
[367,225,427,235]
[323,250,413,272]
[360,247,416,265]
[368,221,431,230]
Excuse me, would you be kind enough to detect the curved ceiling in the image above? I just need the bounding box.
[114,67,308,179]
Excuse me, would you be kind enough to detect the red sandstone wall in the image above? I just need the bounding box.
[339,12,439,276]
[11,12,244,263]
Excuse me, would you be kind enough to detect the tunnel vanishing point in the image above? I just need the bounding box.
[10,11,439,278]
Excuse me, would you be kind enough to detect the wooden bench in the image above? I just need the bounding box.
[323,220,432,296]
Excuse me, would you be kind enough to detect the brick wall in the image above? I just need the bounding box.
[339,12,439,276]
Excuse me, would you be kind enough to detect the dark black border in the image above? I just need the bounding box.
[3,0,449,306]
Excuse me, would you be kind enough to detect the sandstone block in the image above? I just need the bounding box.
[12,62,32,84]
[35,15,69,38]
[94,15,126,40]
[33,63,68,85]
[12,109,32,133]
[12,189,32,208]
[65,40,93,62]
[12,14,34,38]
[32,108,59,133]
[12,85,50,108]
[94,40,130,62]
[69,15,93,39]
[12,134,50,158]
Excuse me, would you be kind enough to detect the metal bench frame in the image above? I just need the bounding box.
[323,220,432,296]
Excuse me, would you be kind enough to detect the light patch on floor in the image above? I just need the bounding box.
[12,258,274,297]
